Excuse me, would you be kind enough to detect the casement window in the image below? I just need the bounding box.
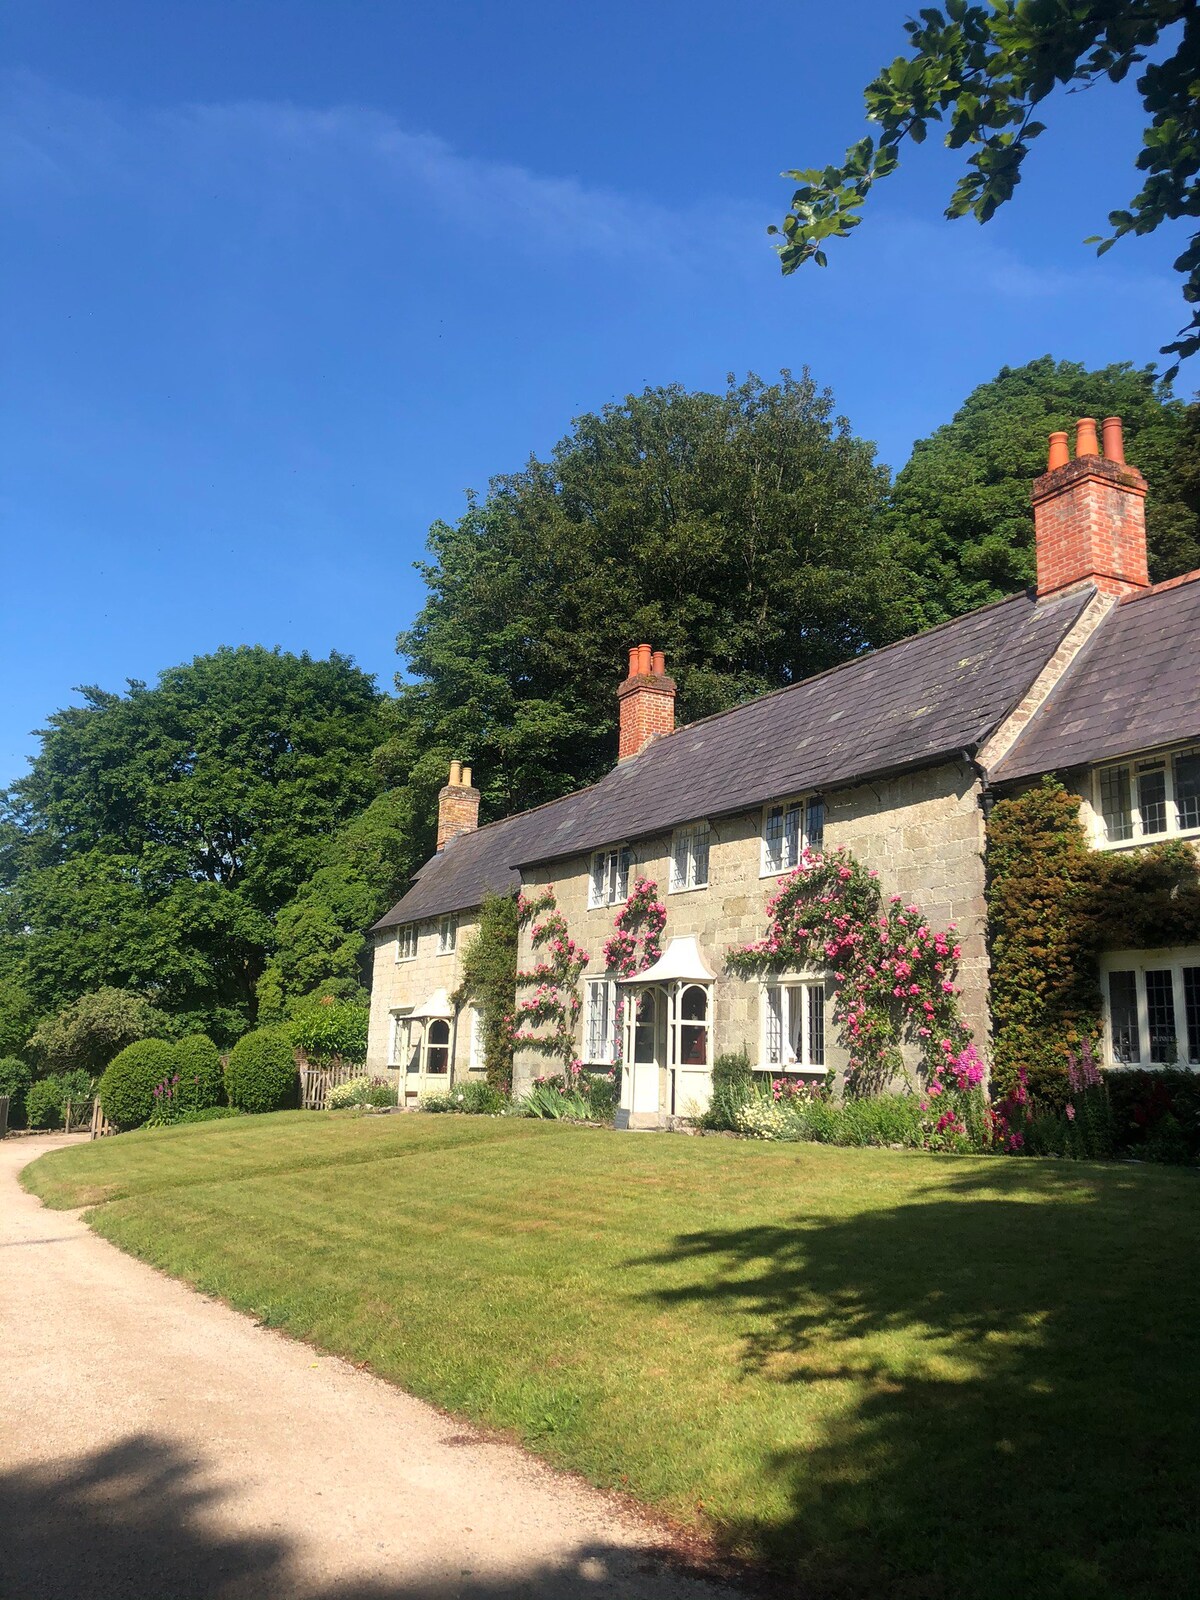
[1102,950,1200,1067]
[670,822,710,892]
[761,795,826,875]
[588,846,631,909]
[1095,749,1200,847]
[762,981,826,1072]
[584,978,619,1063]
[395,924,417,962]
[436,914,457,955]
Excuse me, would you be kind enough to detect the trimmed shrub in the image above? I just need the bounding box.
[700,1049,754,1131]
[225,1028,298,1114]
[290,997,369,1068]
[1106,1068,1200,1164]
[0,1056,33,1128]
[172,1035,224,1111]
[100,1040,177,1130]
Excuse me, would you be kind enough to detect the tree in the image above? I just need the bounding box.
[393,372,902,819]
[0,647,387,1037]
[886,357,1200,629]
[27,987,171,1079]
[773,3,1200,372]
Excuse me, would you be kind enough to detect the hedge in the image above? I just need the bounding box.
[172,1034,225,1111]
[225,1028,298,1114]
[0,1056,32,1128]
[99,1039,177,1130]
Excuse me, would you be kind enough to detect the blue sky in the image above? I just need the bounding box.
[2,0,1193,787]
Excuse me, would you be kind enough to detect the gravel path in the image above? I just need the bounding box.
[1,1135,734,1600]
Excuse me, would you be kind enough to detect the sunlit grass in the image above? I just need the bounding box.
[26,1114,1200,1598]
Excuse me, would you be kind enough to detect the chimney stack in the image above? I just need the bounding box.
[437,760,481,850]
[1032,414,1149,600]
[617,643,675,762]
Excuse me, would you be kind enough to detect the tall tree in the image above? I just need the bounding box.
[772,3,1200,372]
[391,371,902,820]
[0,647,386,1039]
[886,357,1200,630]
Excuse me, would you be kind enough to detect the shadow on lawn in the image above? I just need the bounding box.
[637,1161,1200,1600]
[0,1433,731,1600]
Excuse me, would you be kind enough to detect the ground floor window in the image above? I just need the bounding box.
[1102,950,1200,1067]
[584,978,618,1064]
[425,1018,451,1074]
[388,1008,412,1066]
[762,980,826,1071]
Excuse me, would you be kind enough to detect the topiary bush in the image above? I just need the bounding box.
[172,1035,224,1111]
[100,1040,176,1130]
[224,1028,298,1114]
[0,1056,33,1128]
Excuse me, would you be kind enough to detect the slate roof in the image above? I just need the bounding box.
[990,572,1200,783]
[374,586,1091,930]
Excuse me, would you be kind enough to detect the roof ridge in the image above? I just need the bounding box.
[1119,567,1200,603]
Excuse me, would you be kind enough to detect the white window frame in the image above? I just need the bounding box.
[760,794,826,876]
[760,979,827,1073]
[1093,746,1200,850]
[436,913,457,955]
[468,1006,484,1073]
[669,821,711,893]
[588,845,631,909]
[1100,948,1200,1069]
[584,978,619,1064]
[395,924,417,962]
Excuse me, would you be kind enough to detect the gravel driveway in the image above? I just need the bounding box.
[0,1135,734,1600]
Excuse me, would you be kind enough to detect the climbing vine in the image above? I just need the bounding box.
[727,847,970,1095]
[451,890,519,1091]
[987,776,1200,1103]
[511,886,590,1070]
[603,877,666,976]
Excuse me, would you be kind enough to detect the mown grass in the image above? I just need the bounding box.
[25,1114,1200,1598]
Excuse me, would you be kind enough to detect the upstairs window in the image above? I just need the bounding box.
[584,978,618,1063]
[395,924,417,962]
[1096,749,1200,847]
[762,795,826,875]
[436,914,457,955]
[588,846,631,909]
[670,823,710,892]
[763,981,826,1072]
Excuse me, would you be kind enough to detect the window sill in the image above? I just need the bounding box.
[759,1062,825,1075]
[669,882,709,896]
[1094,825,1200,852]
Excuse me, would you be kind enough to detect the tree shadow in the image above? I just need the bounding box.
[0,1433,735,1599]
[635,1161,1200,1599]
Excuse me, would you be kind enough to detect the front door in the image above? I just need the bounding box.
[621,988,664,1118]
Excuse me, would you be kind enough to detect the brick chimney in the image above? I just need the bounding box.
[1033,416,1150,599]
[617,644,675,761]
[437,759,480,850]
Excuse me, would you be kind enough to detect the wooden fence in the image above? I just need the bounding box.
[298,1060,372,1111]
[89,1099,115,1140]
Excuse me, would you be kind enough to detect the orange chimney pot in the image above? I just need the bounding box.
[1075,417,1100,458]
[1047,431,1070,471]
[1102,416,1125,465]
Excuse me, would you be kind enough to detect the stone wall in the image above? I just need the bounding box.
[512,757,988,1094]
[366,914,483,1098]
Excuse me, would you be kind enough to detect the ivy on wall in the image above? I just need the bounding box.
[986,777,1200,1103]
[451,890,518,1091]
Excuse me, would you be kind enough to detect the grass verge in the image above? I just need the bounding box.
[25,1113,1200,1598]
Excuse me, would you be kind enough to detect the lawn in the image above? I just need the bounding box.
[26,1113,1200,1598]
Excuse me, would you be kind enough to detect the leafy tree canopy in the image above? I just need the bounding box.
[1,647,386,1036]
[27,987,171,1078]
[392,372,903,819]
[887,356,1200,628]
[773,2,1200,372]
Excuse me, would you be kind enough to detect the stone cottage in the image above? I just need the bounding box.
[367,417,1199,1123]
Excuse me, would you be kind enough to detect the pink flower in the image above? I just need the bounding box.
[1065,1103,1076,1121]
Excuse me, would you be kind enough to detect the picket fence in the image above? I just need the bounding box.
[298,1060,371,1112]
